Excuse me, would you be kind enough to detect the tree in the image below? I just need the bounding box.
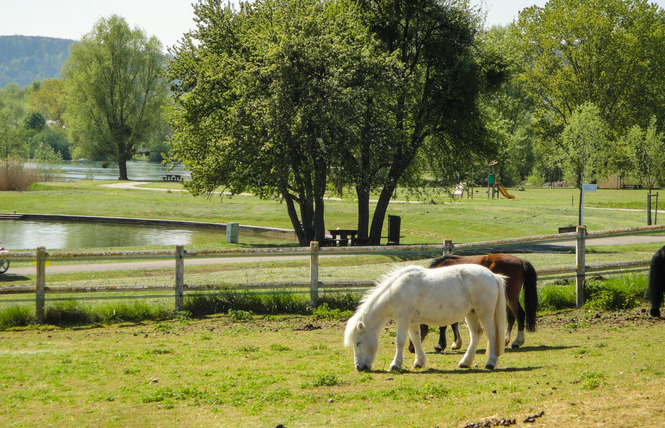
[515,0,665,143]
[625,117,665,190]
[28,79,67,126]
[341,0,503,244]
[560,102,609,189]
[62,15,168,180]
[23,111,46,132]
[167,0,498,245]
[167,0,385,245]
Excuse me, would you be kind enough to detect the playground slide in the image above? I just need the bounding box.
[498,184,516,199]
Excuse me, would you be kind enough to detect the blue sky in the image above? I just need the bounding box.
[1,0,663,49]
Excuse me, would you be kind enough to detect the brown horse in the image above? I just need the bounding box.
[409,254,538,352]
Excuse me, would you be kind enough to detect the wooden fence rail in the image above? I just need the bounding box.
[2,224,665,323]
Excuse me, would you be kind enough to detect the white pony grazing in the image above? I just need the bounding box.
[344,264,506,372]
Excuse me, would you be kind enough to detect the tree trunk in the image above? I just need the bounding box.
[118,159,129,180]
[356,185,370,242]
[368,184,395,245]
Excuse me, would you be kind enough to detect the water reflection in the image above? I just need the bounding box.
[0,220,224,250]
[26,160,190,182]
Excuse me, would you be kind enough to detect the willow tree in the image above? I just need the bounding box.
[62,15,168,180]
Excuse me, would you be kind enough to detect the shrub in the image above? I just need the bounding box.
[539,281,576,311]
[0,305,33,329]
[583,274,646,311]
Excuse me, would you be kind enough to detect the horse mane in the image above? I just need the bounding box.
[428,254,463,268]
[344,265,425,347]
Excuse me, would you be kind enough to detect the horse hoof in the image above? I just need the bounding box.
[485,363,495,370]
[458,364,470,369]
[511,343,521,349]
[650,308,661,318]
[434,345,443,354]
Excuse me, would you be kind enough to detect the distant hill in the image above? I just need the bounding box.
[0,35,77,88]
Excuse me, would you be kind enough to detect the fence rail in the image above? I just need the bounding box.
[3,223,665,323]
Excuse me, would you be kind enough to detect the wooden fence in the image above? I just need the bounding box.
[2,224,665,324]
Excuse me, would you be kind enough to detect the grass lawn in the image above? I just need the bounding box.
[1,309,663,427]
[0,180,661,247]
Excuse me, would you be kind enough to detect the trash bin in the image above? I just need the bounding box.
[387,215,401,245]
[226,222,239,244]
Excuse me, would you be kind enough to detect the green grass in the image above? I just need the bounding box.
[0,310,663,427]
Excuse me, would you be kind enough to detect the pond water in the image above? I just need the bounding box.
[27,160,190,182]
[0,220,227,250]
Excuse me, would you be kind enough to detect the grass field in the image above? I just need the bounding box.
[1,309,663,427]
[1,181,665,426]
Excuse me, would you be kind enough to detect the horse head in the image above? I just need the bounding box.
[345,319,379,371]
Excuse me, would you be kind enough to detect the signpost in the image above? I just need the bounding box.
[579,183,597,226]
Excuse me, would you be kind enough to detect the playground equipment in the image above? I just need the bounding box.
[498,184,516,199]
[487,172,516,200]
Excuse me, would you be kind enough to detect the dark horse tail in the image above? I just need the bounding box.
[648,246,665,317]
[522,260,538,332]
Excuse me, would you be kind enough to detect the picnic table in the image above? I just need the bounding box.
[328,229,358,246]
[162,174,183,182]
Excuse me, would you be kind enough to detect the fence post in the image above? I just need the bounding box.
[575,225,587,308]
[309,241,320,308]
[175,245,184,311]
[35,247,46,324]
[443,239,453,255]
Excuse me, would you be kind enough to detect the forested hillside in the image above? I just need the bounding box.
[0,35,76,88]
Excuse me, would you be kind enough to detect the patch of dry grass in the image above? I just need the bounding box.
[0,160,39,191]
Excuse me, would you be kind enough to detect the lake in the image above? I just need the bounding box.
[26,160,190,182]
[0,219,228,250]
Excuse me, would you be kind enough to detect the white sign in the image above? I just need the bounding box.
[582,184,597,193]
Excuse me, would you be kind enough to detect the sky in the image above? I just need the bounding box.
[0,0,550,49]
[2,0,665,49]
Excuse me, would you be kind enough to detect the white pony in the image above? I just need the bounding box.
[344,264,506,371]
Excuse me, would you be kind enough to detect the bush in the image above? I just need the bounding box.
[583,274,646,311]
[539,281,577,311]
[0,305,33,329]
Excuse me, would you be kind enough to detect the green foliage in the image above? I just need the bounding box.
[41,300,175,326]
[23,111,45,131]
[516,0,665,142]
[0,36,75,88]
[0,305,33,329]
[624,117,665,190]
[62,15,169,180]
[312,303,353,321]
[583,274,647,311]
[183,290,310,316]
[560,103,610,188]
[167,0,497,245]
[539,282,577,311]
